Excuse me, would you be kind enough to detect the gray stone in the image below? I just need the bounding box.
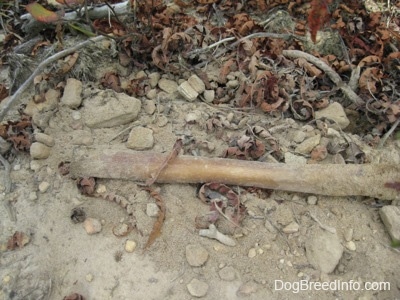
[307,195,318,205]
[34,133,54,147]
[30,142,51,159]
[61,78,83,108]
[178,81,198,101]
[203,90,215,103]
[126,126,154,150]
[83,217,102,235]
[186,244,209,267]
[284,152,307,165]
[218,266,237,281]
[24,89,60,116]
[146,203,160,217]
[380,205,400,243]
[315,102,350,130]
[188,74,206,94]
[282,221,299,234]
[158,78,178,94]
[295,134,321,154]
[148,72,161,88]
[187,278,209,298]
[144,100,156,115]
[305,229,343,274]
[83,92,141,128]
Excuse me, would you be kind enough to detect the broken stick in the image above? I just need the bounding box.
[70,148,400,200]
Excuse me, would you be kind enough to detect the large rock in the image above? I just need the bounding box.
[305,229,343,274]
[83,92,141,128]
[315,102,350,130]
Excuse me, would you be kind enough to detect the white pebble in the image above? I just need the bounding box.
[125,240,137,253]
[38,181,50,193]
[85,273,93,282]
[83,218,102,235]
[345,241,356,251]
[248,248,257,258]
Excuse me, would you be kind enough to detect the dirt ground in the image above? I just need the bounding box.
[1,69,400,299]
[1,1,400,299]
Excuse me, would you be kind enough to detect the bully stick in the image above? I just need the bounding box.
[69,148,400,200]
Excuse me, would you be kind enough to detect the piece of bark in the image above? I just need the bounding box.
[69,147,400,200]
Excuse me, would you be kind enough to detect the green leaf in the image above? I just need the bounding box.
[26,2,60,23]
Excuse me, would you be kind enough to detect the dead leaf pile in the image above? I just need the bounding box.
[196,183,246,229]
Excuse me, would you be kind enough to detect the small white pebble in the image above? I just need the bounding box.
[96,184,107,194]
[3,275,11,284]
[248,248,257,258]
[83,218,102,235]
[38,181,50,193]
[125,240,137,253]
[13,164,21,171]
[345,241,356,251]
[85,273,93,282]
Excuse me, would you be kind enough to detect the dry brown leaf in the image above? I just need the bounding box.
[143,188,166,252]
[7,231,30,250]
[359,67,382,93]
[358,55,381,67]
[146,139,183,186]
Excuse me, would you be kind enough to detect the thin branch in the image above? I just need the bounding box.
[379,117,400,148]
[282,50,364,106]
[0,35,107,121]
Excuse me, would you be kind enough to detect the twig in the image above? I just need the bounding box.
[379,117,400,148]
[0,35,107,121]
[309,212,336,234]
[186,37,235,56]
[282,49,364,106]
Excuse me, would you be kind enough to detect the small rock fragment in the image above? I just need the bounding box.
[237,281,258,297]
[146,203,160,217]
[188,74,206,94]
[187,278,209,298]
[186,244,209,267]
[24,89,59,116]
[30,142,51,159]
[38,181,50,193]
[158,78,178,94]
[125,240,137,253]
[345,241,356,251]
[34,133,54,147]
[85,273,94,282]
[203,90,215,103]
[126,126,154,150]
[282,221,299,234]
[148,72,161,88]
[248,248,257,258]
[344,228,354,242]
[284,152,307,165]
[156,115,168,127]
[379,206,400,243]
[307,195,318,205]
[226,79,239,88]
[295,134,321,154]
[61,78,83,108]
[305,229,343,274]
[83,218,102,235]
[144,100,156,115]
[218,266,237,281]
[178,81,198,101]
[315,102,350,130]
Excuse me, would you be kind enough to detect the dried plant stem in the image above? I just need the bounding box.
[282,50,364,106]
[379,117,400,148]
[0,35,106,121]
[70,148,400,200]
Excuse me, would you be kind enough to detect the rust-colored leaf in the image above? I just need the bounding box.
[307,0,331,43]
[146,139,183,186]
[26,3,61,23]
[143,188,166,252]
[7,231,30,250]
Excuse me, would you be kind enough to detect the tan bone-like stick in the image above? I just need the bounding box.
[69,148,400,200]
